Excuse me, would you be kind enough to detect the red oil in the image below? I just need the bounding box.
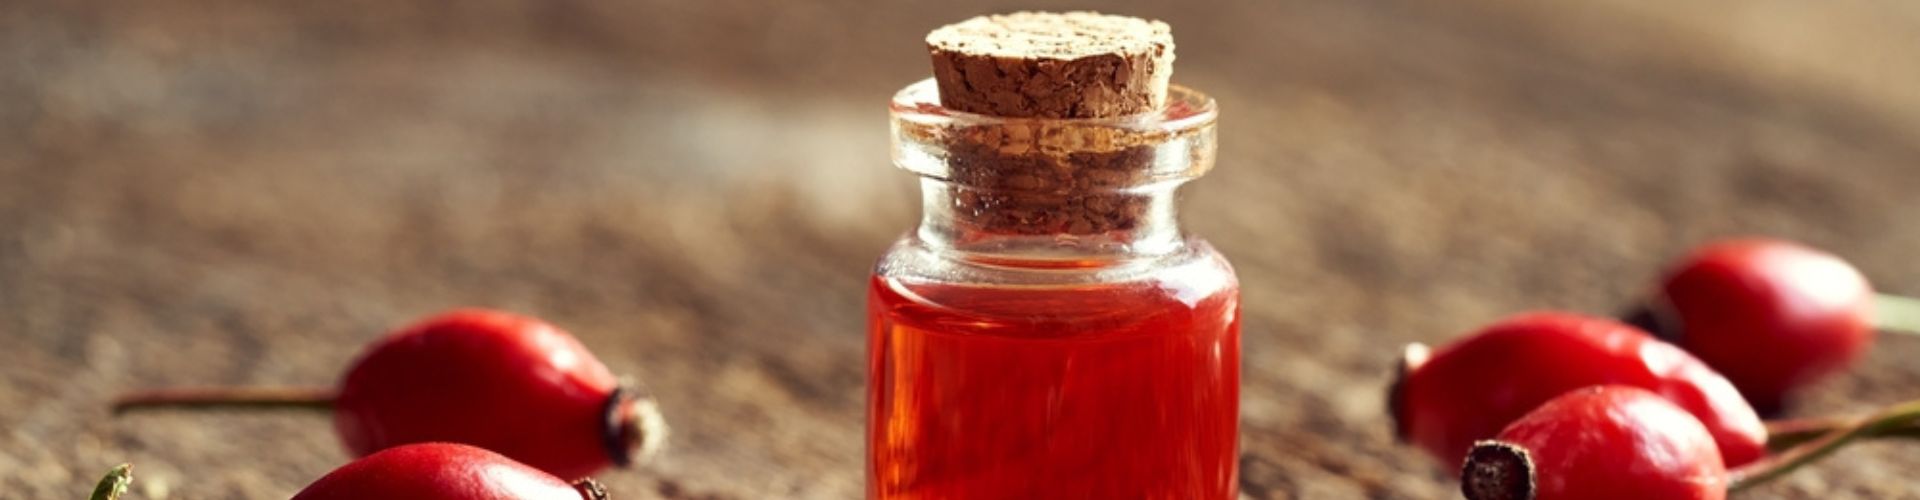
[867,270,1240,499]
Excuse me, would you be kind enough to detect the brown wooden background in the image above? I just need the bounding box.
[5,1,1920,498]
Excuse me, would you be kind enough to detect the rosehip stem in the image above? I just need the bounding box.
[88,463,132,500]
[1730,398,1920,492]
[111,386,336,413]
[1764,415,1920,452]
[1875,294,1920,335]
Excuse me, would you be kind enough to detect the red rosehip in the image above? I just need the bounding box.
[1639,238,1875,412]
[292,443,610,500]
[334,309,665,480]
[1392,311,1766,468]
[112,309,669,480]
[1461,386,1726,500]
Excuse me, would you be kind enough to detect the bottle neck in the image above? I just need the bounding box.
[915,178,1188,264]
[887,79,1218,266]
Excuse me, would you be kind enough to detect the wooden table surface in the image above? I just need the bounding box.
[6,1,1920,498]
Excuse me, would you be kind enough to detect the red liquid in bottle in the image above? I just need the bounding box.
[867,258,1240,499]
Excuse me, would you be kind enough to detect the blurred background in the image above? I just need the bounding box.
[5,1,1920,498]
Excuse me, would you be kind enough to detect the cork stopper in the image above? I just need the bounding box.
[911,12,1197,239]
[927,11,1174,118]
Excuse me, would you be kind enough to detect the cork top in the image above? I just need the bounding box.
[926,12,1174,119]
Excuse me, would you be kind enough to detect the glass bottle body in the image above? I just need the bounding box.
[868,235,1240,499]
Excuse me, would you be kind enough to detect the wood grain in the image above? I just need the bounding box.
[3,1,1918,498]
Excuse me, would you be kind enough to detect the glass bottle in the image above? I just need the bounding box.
[868,79,1240,499]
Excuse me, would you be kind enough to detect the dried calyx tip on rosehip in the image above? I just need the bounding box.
[607,388,670,467]
[1460,442,1533,500]
[1387,342,1430,441]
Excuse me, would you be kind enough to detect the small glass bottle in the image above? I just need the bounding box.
[868,79,1239,498]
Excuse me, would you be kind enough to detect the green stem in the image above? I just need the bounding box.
[1731,398,1920,492]
[1766,416,1920,452]
[88,464,132,500]
[112,386,336,414]
[1874,294,1920,335]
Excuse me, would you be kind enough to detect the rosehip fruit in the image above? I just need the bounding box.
[1633,238,1875,412]
[334,309,664,480]
[292,442,610,500]
[1461,385,1726,500]
[1391,311,1766,468]
[114,308,667,480]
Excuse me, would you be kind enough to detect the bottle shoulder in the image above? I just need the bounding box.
[872,234,1237,290]
[870,235,1238,331]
